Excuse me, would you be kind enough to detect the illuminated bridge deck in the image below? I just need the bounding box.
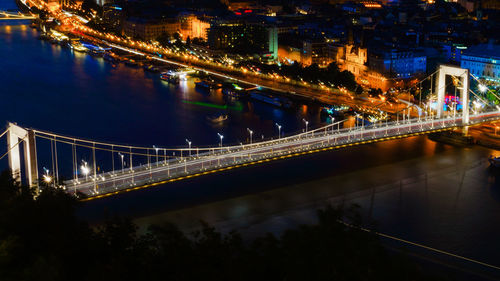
[63,112,500,199]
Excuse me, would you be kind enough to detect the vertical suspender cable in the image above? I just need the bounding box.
[72,140,76,181]
[54,136,58,186]
[50,138,55,187]
[33,134,39,192]
[129,147,132,171]
[431,73,434,97]
[129,147,134,184]
[92,142,96,193]
[111,145,115,174]
[419,81,422,120]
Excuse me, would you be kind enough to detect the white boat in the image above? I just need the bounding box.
[488,155,500,168]
[207,114,228,123]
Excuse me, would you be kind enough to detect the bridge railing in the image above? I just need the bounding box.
[63,111,500,197]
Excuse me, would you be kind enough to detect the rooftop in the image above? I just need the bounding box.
[463,43,500,59]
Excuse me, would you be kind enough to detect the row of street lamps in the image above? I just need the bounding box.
[70,117,336,187]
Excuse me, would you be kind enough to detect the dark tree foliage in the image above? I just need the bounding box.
[81,0,101,14]
[238,61,359,91]
[0,171,444,281]
[156,32,170,47]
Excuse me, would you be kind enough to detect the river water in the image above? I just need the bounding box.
[2,5,500,280]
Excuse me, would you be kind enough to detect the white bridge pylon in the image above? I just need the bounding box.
[436,65,469,124]
[3,111,500,200]
[0,64,499,199]
[6,123,38,189]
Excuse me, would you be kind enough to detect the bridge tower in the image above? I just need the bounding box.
[6,123,38,191]
[436,65,469,124]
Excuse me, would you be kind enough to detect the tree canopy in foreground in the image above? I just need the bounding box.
[0,171,444,281]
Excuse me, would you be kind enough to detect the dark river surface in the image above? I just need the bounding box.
[2,5,500,279]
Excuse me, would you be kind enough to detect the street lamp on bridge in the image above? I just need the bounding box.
[153,145,159,166]
[118,153,124,173]
[217,133,224,147]
[275,123,282,139]
[42,167,52,185]
[303,119,309,132]
[81,160,90,181]
[355,113,360,129]
[329,115,336,133]
[247,128,253,144]
[186,139,192,156]
[479,84,488,93]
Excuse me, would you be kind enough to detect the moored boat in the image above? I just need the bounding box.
[489,155,500,168]
[249,91,282,107]
[143,64,160,72]
[222,83,251,98]
[207,114,228,123]
[124,59,140,67]
[249,91,293,108]
[70,41,87,53]
[103,53,117,63]
[321,105,350,116]
[195,80,212,90]
[160,72,179,83]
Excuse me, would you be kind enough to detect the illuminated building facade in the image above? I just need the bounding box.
[461,43,500,82]
[207,21,278,61]
[302,41,339,66]
[339,44,368,76]
[180,15,211,40]
[368,48,426,79]
[123,18,180,41]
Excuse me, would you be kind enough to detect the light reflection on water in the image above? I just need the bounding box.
[129,136,500,272]
[0,23,329,175]
[3,15,500,278]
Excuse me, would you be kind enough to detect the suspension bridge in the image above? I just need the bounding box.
[2,65,500,200]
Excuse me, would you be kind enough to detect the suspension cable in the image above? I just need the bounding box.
[0,128,9,139]
[470,73,500,101]
[0,136,26,161]
[367,70,439,114]
[337,220,500,271]
[32,119,348,154]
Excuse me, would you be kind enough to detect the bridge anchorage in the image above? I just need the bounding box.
[1,65,500,200]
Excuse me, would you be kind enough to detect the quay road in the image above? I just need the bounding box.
[109,43,408,115]
[65,111,500,199]
[68,30,404,116]
[106,42,405,115]
[0,10,35,19]
[21,0,406,114]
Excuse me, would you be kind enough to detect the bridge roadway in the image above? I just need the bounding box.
[65,112,500,198]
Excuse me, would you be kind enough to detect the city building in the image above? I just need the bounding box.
[302,40,340,66]
[123,18,180,41]
[278,36,341,66]
[220,0,258,10]
[278,44,302,63]
[482,0,500,10]
[207,20,278,61]
[179,14,211,41]
[43,0,69,8]
[338,44,368,77]
[101,4,124,33]
[368,47,427,79]
[460,42,500,82]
